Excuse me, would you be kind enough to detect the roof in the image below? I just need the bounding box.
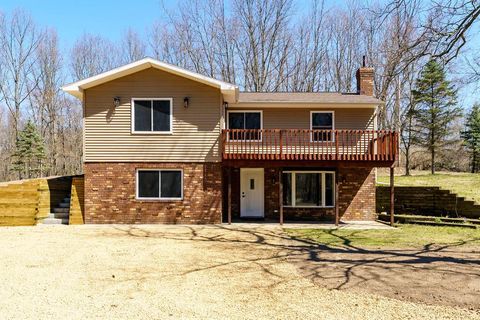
[236,92,384,105]
[62,57,239,102]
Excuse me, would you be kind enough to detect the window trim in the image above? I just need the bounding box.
[131,98,173,134]
[310,111,335,142]
[226,110,263,142]
[135,168,184,201]
[282,170,335,208]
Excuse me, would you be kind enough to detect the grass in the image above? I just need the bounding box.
[286,224,480,249]
[377,170,480,204]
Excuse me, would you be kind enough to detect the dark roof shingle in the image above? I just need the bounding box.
[237,92,383,104]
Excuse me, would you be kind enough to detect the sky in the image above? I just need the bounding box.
[1,0,170,50]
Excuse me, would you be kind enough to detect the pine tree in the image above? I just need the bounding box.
[412,60,461,174]
[11,120,47,179]
[461,103,480,173]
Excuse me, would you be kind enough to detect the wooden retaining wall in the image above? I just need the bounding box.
[0,176,73,226]
[377,186,480,219]
[69,176,85,225]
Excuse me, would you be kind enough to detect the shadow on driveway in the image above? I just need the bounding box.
[102,224,480,310]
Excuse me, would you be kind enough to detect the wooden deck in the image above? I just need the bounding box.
[222,129,398,162]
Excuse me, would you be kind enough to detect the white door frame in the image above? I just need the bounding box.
[240,168,264,218]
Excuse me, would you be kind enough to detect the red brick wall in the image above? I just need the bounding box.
[338,167,376,220]
[224,166,376,222]
[356,67,374,96]
[84,162,222,224]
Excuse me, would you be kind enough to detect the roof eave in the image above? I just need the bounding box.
[61,57,239,101]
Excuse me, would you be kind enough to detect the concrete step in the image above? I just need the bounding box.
[41,218,69,225]
[53,207,69,214]
[49,212,69,219]
[59,202,70,208]
[63,197,71,203]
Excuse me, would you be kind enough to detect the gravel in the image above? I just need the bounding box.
[0,224,477,320]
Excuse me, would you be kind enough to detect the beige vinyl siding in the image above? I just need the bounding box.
[84,68,222,162]
[227,107,375,130]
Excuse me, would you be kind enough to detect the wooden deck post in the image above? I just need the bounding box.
[279,169,283,225]
[390,166,394,226]
[228,167,232,225]
[335,172,339,226]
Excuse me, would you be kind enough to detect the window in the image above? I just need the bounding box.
[311,111,334,141]
[136,169,183,200]
[227,111,262,140]
[132,98,172,133]
[282,171,335,207]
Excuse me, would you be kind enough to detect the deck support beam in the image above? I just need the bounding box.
[390,166,394,226]
[279,169,283,225]
[335,172,339,226]
[228,167,232,225]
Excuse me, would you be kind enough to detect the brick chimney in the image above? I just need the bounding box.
[356,56,374,96]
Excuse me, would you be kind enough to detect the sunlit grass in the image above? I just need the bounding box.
[286,224,480,249]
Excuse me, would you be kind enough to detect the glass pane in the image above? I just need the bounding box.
[312,113,333,141]
[228,113,244,140]
[245,112,261,129]
[295,173,321,206]
[325,173,334,206]
[153,100,171,131]
[228,113,244,129]
[312,112,333,128]
[138,171,159,198]
[282,173,292,206]
[134,100,152,131]
[245,112,261,140]
[161,171,182,198]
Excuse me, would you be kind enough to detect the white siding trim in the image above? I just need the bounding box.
[283,170,336,208]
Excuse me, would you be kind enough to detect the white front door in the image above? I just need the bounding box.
[240,168,264,218]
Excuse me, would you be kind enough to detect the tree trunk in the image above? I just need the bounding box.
[405,147,410,176]
[473,151,477,173]
[431,148,435,174]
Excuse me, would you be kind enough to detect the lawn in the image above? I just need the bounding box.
[286,224,480,249]
[377,170,480,203]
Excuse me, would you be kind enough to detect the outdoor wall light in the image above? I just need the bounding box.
[184,97,190,108]
[113,96,121,108]
[223,101,229,109]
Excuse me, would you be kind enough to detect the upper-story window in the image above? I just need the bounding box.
[311,111,334,141]
[132,98,172,133]
[227,110,262,140]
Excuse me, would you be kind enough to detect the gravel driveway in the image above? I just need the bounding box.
[0,225,477,319]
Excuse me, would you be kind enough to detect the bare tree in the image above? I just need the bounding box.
[0,9,43,140]
[285,0,327,92]
[232,0,293,91]
[120,28,146,64]
[70,33,120,81]
[29,28,71,176]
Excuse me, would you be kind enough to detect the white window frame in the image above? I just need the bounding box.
[226,110,263,142]
[135,168,183,201]
[131,98,173,134]
[283,170,335,208]
[310,111,335,142]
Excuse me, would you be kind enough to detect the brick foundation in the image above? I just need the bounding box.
[84,162,222,224]
[223,166,376,221]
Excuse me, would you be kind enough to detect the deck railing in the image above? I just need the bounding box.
[222,129,398,161]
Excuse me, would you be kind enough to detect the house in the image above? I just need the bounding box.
[62,57,397,224]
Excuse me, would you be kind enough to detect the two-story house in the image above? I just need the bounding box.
[62,58,397,224]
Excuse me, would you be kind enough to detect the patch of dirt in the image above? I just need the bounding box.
[287,237,480,310]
